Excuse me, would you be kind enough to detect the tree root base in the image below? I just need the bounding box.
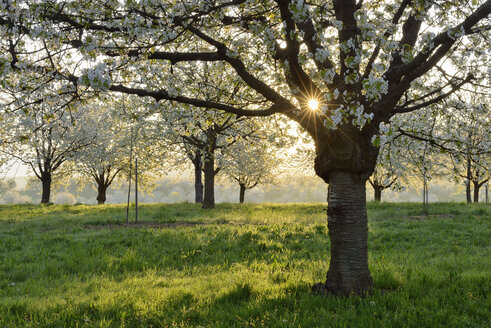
[311,282,384,297]
[311,282,331,295]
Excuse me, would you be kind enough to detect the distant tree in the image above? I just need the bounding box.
[0,178,15,194]
[446,97,490,203]
[185,146,204,204]
[0,101,96,203]
[368,141,407,202]
[59,96,163,204]
[398,111,448,213]
[398,93,490,203]
[0,178,31,204]
[223,139,280,203]
[156,62,270,208]
[176,111,260,208]
[158,139,205,204]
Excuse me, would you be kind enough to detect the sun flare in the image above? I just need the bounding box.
[308,99,319,110]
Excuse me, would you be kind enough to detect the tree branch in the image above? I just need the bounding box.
[394,74,474,113]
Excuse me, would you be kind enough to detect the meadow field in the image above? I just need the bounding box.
[0,202,489,327]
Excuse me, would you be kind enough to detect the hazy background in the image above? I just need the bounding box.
[0,171,483,205]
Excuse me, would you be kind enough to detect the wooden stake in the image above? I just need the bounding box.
[126,127,134,223]
[135,158,138,223]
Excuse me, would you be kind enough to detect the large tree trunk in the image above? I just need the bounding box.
[373,185,382,202]
[324,171,373,295]
[192,152,204,203]
[472,181,480,203]
[239,184,246,203]
[40,172,52,204]
[202,152,215,209]
[313,127,378,296]
[97,183,108,204]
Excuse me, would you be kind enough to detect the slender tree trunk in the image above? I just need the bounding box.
[466,180,472,204]
[202,152,215,209]
[40,172,52,204]
[192,152,204,203]
[473,181,480,203]
[465,180,472,204]
[486,184,489,203]
[466,157,472,204]
[135,158,138,223]
[422,175,429,214]
[373,185,382,202]
[323,171,373,295]
[96,183,108,205]
[239,184,246,203]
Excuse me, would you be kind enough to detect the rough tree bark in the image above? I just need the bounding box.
[313,128,378,295]
[40,172,52,204]
[325,171,372,295]
[239,183,246,203]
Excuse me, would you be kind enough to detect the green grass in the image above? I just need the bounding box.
[0,202,489,327]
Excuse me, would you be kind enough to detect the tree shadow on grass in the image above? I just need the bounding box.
[2,267,490,328]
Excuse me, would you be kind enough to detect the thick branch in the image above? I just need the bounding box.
[105,49,223,63]
[185,25,294,106]
[109,83,291,116]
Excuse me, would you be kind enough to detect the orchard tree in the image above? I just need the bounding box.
[223,138,280,203]
[0,100,97,203]
[163,138,205,203]
[184,144,204,204]
[398,93,490,203]
[0,178,15,194]
[155,61,272,208]
[60,96,163,204]
[445,97,490,203]
[2,0,490,295]
[368,141,407,202]
[397,109,448,211]
[159,104,262,208]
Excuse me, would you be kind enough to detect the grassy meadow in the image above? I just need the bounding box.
[0,202,489,327]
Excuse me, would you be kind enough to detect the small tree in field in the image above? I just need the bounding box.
[223,139,280,203]
[397,93,490,203]
[446,98,490,203]
[61,96,163,204]
[397,110,449,212]
[158,104,265,208]
[155,61,274,208]
[368,141,407,202]
[0,101,96,203]
[2,0,490,295]
[0,178,15,195]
